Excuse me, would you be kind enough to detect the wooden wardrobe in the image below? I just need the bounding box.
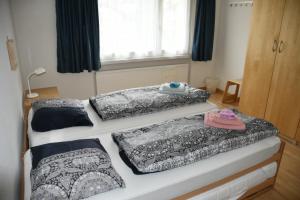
[239,0,300,142]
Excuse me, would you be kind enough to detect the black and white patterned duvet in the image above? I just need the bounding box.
[89,85,210,120]
[112,111,278,174]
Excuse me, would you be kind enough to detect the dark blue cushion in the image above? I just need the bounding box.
[31,107,93,132]
[31,138,104,169]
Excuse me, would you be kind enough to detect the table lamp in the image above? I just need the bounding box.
[27,67,46,98]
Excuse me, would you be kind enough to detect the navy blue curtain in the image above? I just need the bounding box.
[56,0,101,73]
[192,0,216,61]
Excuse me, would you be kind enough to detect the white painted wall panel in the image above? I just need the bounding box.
[97,64,189,94]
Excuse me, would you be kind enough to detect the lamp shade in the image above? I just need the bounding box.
[26,67,47,98]
[33,67,46,75]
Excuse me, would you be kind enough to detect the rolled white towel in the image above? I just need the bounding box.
[160,82,186,92]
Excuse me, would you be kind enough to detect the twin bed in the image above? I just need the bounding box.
[22,85,284,200]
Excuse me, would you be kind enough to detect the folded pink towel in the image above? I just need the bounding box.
[209,112,242,125]
[219,109,237,120]
[204,112,246,130]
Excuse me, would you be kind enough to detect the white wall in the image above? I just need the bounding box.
[0,0,24,199]
[11,0,252,99]
[11,0,95,99]
[10,0,252,99]
[10,0,220,99]
[214,0,252,91]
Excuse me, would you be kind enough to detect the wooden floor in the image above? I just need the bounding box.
[208,91,300,200]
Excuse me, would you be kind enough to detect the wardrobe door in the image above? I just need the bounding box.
[265,0,300,139]
[239,0,285,118]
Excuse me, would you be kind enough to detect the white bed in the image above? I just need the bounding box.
[25,100,282,200]
[27,100,218,147]
[24,136,280,200]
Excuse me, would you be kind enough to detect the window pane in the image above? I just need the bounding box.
[161,0,189,55]
[99,0,189,61]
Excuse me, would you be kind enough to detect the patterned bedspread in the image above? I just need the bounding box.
[112,110,278,174]
[89,85,210,120]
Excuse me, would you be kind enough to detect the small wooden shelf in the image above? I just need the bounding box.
[222,79,242,104]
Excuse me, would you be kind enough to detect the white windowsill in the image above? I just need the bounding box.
[101,55,191,66]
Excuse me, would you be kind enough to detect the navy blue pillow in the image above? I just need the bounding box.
[31,107,93,132]
[31,138,104,169]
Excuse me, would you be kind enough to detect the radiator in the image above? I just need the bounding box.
[96,64,189,94]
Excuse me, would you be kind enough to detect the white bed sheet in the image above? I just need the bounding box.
[24,136,281,200]
[28,100,218,147]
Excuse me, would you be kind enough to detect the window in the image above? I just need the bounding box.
[99,0,190,62]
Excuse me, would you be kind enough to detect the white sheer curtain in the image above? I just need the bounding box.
[99,0,190,62]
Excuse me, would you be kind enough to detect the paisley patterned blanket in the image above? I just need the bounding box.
[89,85,210,120]
[30,139,125,200]
[32,99,84,112]
[112,111,278,174]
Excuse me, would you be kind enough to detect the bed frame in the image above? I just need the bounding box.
[20,119,285,200]
[174,142,285,200]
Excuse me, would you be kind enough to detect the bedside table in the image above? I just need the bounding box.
[23,87,59,152]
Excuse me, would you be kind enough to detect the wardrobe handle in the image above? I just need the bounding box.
[278,41,284,53]
[272,40,278,52]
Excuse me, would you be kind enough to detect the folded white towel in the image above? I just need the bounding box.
[159,82,189,95]
[159,88,189,95]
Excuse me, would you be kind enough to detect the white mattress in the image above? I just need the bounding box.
[28,100,218,147]
[24,136,281,200]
